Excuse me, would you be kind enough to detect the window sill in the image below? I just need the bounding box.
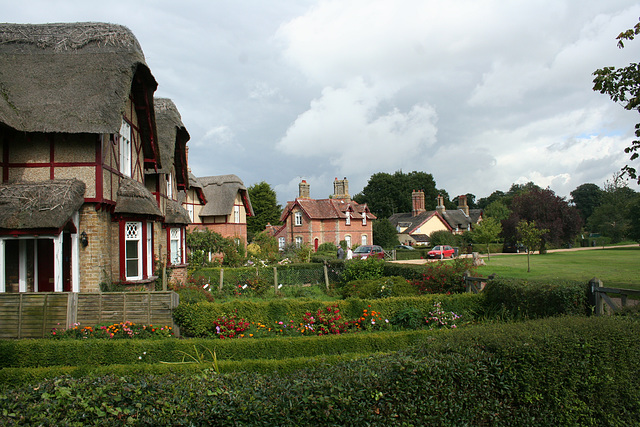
[122,276,158,285]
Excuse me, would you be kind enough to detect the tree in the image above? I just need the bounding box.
[472,217,502,261]
[587,174,638,242]
[247,181,281,242]
[593,18,640,183]
[372,218,400,248]
[429,230,456,246]
[517,220,549,272]
[501,188,582,252]
[570,183,603,223]
[353,170,439,218]
[483,200,511,222]
[628,193,640,243]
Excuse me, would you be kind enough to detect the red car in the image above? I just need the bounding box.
[351,245,385,260]
[427,245,455,259]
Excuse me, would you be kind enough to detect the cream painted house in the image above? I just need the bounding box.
[389,191,482,245]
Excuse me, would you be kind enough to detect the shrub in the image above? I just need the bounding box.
[341,257,384,283]
[407,260,472,294]
[340,276,417,299]
[482,278,590,319]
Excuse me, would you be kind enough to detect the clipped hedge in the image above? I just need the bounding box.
[483,278,590,319]
[0,329,452,371]
[172,294,484,338]
[1,317,639,426]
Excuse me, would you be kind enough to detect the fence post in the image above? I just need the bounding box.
[463,271,470,293]
[323,263,330,291]
[273,267,278,295]
[590,277,603,316]
[219,268,224,292]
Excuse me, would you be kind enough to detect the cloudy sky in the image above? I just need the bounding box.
[4,0,640,206]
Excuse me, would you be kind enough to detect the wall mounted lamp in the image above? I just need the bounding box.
[80,231,89,248]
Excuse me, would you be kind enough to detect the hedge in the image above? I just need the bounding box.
[1,316,638,426]
[0,329,458,370]
[482,278,590,319]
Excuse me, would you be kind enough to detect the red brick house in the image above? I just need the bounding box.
[182,174,254,246]
[274,178,376,251]
[0,23,190,292]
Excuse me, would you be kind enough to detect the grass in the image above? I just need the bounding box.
[475,246,640,288]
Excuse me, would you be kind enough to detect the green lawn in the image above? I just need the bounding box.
[475,246,640,289]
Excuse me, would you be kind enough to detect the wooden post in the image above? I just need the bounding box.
[590,277,603,316]
[219,268,224,292]
[323,263,330,291]
[273,267,278,295]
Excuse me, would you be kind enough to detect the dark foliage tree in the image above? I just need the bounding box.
[501,188,582,252]
[372,218,400,248]
[477,182,541,210]
[477,190,505,210]
[593,18,640,183]
[353,170,439,218]
[570,183,603,223]
[247,181,282,242]
[452,193,477,210]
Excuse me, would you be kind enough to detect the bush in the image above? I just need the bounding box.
[482,278,590,319]
[340,276,417,299]
[341,258,384,283]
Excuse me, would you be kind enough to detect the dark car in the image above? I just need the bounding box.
[352,245,385,260]
[502,242,527,253]
[427,245,455,259]
[395,245,415,250]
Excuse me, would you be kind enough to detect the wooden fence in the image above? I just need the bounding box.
[590,278,640,315]
[0,291,179,339]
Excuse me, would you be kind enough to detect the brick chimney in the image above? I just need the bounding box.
[436,194,445,215]
[458,194,469,216]
[412,190,426,216]
[299,180,310,199]
[333,177,350,201]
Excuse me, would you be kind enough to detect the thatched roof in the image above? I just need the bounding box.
[153,98,189,186]
[194,174,254,217]
[0,22,158,136]
[0,179,86,230]
[165,199,191,225]
[114,178,162,217]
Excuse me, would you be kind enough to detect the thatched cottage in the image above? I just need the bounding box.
[182,174,254,246]
[0,22,190,292]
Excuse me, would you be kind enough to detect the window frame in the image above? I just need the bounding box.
[294,211,303,226]
[119,119,132,178]
[124,221,142,281]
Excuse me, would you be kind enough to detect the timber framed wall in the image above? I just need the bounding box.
[0,291,179,338]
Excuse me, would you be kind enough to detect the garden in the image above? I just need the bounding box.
[1,247,639,425]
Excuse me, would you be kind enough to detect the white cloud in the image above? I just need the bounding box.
[277,78,438,176]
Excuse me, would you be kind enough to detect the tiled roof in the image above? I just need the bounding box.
[281,198,376,222]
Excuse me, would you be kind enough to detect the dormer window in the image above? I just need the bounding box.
[167,172,174,200]
[294,211,303,226]
[362,214,367,226]
[119,119,132,177]
[346,211,351,226]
